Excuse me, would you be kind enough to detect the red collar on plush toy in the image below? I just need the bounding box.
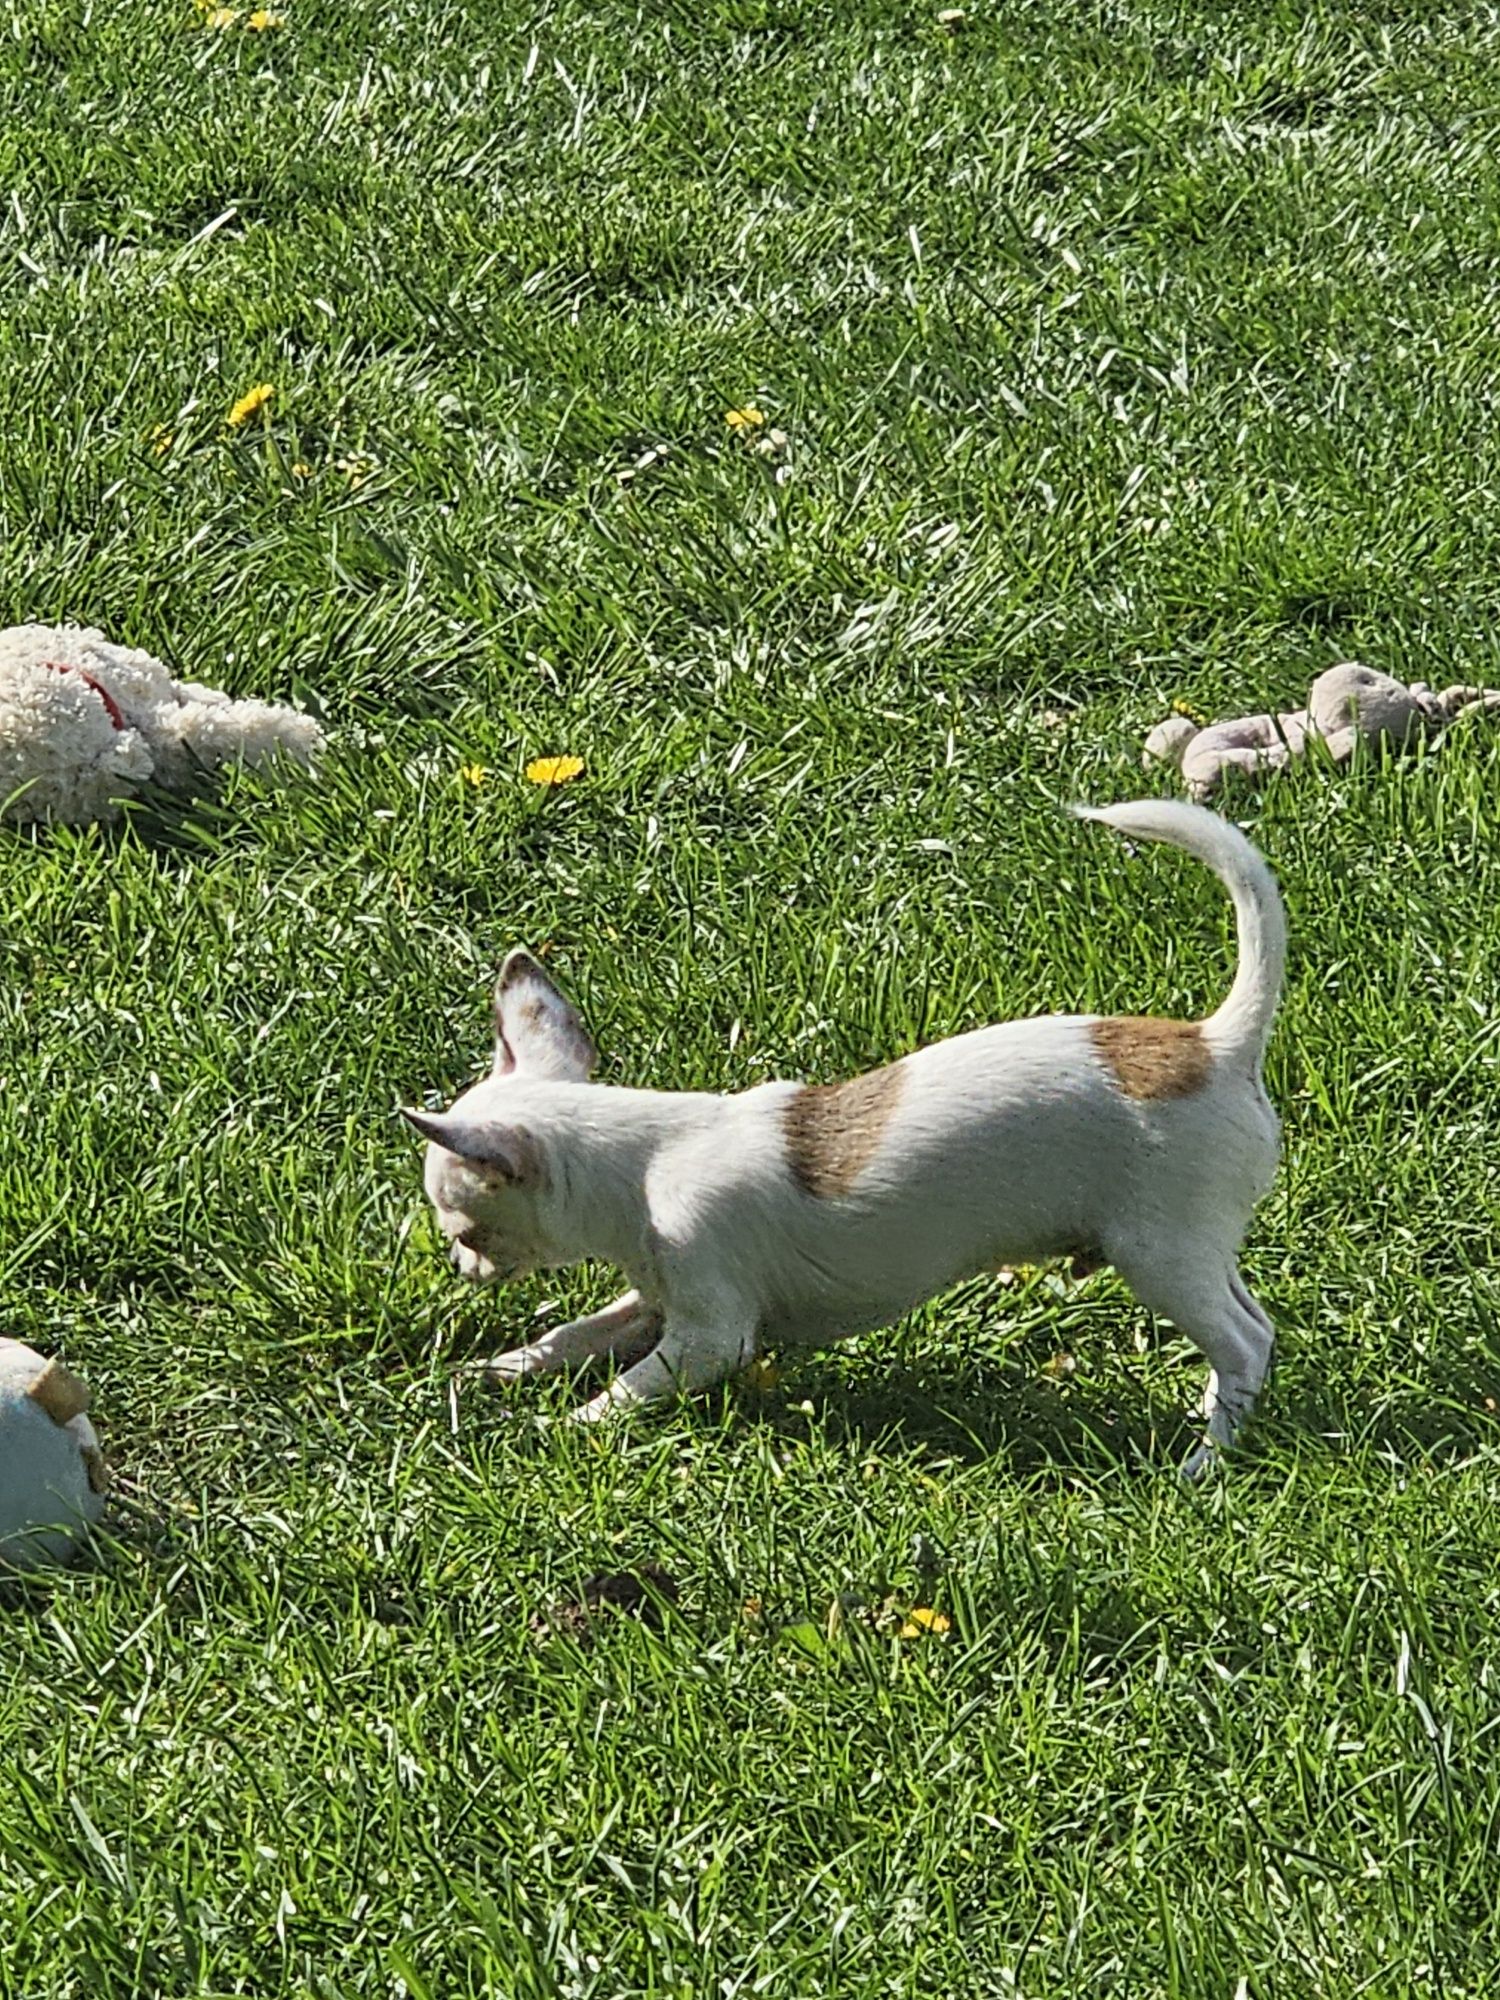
[41,660,126,731]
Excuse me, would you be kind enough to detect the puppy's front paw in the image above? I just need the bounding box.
[567,1383,636,1424]
[478,1347,540,1387]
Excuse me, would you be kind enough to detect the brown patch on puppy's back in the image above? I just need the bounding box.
[783,1062,906,1199]
[1090,1017,1211,1101]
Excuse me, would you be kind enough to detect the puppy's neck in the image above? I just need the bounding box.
[535,1084,713,1273]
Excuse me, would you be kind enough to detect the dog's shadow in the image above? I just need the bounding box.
[452,1287,1204,1481]
[770,1321,1500,1482]
[743,1351,1195,1483]
[1270,1338,1500,1469]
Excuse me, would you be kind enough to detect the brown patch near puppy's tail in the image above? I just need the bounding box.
[783,1061,906,1199]
[1090,1017,1212,1101]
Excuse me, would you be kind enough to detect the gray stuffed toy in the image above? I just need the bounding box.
[1143,663,1500,800]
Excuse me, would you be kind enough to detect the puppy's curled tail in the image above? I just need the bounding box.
[1073,798,1286,1071]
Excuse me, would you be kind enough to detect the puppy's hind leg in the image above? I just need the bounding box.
[483,1291,660,1386]
[1107,1238,1275,1480]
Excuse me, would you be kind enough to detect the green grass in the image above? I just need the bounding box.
[4,0,1500,1992]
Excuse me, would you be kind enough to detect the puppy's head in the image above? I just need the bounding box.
[402,950,596,1283]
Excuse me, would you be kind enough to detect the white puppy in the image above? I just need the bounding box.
[405,799,1284,1475]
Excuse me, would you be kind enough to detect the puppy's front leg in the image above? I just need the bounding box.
[484,1290,660,1385]
[568,1297,757,1424]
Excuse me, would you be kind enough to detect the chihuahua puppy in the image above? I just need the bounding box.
[405,799,1284,1476]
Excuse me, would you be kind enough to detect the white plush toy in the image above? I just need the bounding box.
[0,622,325,824]
[0,1339,108,1569]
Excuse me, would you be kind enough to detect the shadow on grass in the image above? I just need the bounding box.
[1272,1341,1500,1468]
[441,1286,1203,1482]
[745,1356,1198,1484]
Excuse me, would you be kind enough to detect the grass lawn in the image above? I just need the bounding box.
[5,0,1500,1991]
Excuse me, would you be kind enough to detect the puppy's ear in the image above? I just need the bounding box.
[400,1107,540,1182]
[492,949,596,1081]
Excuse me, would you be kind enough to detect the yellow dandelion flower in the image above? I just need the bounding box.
[245,6,284,23]
[1171,697,1208,725]
[290,460,313,479]
[460,762,490,787]
[897,1607,951,1639]
[149,425,174,457]
[724,406,765,432]
[205,6,240,25]
[227,382,275,428]
[525,755,585,786]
